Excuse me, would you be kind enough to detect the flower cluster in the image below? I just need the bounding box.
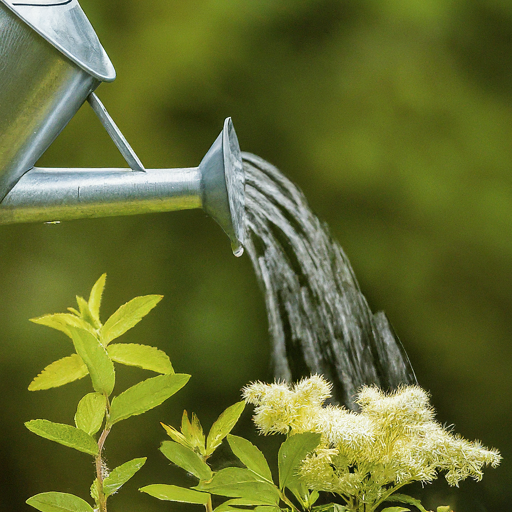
[243,376,501,509]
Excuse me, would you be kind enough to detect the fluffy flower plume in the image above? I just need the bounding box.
[243,376,501,510]
[242,375,332,434]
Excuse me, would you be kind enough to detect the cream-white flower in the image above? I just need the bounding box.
[243,376,501,512]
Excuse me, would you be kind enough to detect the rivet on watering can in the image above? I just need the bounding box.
[0,0,246,255]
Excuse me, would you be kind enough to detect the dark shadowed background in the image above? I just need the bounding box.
[0,1,510,510]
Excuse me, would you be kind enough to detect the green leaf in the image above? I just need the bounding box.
[190,412,206,452]
[25,419,98,456]
[26,492,94,512]
[180,410,206,454]
[437,507,453,512]
[108,373,190,426]
[76,296,98,329]
[74,393,106,435]
[195,467,280,505]
[206,401,245,456]
[88,274,106,325]
[227,434,272,481]
[103,457,147,497]
[161,422,190,448]
[140,484,210,505]
[90,480,99,504]
[31,313,95,340]
[160,440,212,480]
[386,494,428,512]
[107,343,174,374]
[100,295,163,345]
[278,432,321,490]
[381,508,410,512]
[312,505,348,512]
[214,498,274,512]
[29,354,89,391]
[67,326,115,396]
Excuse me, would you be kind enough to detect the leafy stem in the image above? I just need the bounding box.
[25,274,189,512]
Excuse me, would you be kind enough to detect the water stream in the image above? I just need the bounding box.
[242,153,416,408]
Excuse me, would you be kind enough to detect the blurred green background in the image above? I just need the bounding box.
[0,0,510,510]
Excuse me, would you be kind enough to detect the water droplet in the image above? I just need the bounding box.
[231,242,244,257]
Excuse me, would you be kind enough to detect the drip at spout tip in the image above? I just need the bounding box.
[232,242,244,257]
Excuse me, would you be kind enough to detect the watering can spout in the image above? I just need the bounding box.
[200,118,245,256]
[0,118,246,255]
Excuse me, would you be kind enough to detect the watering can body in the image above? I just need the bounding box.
[0,0,245,253]
[0,0,115,200]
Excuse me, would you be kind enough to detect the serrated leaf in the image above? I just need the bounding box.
[195,468,280,504]
[160,440,212,480]
[214,498,275,512]
[103,457,147,497]
[29,354,89,391]
[90,480,99,504]
[140,484,210,505]
[67,326,115,396]
[206,401,245,456]
[312,505,348,512]
[190,412,206,451]
[227,435,272,481]
[25,419,98,456]
[179,411,205,454]
[181,410,194,445]
[381,508,410,512]
[31,313,96,339]
[26,492,94,512]
[278,432,321,490]
[76,296,98,329]
[100,295,163,345]
[74,393,106,435]
[107,343,174,374]
[161,422,190,448]
[88,274,106,324]
[108,373,189,426]
[386,494,428,512]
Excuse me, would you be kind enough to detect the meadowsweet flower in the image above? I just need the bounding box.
[242,375,331,434]
[243,376,501,512]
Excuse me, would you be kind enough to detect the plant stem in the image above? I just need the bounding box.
[369,481,407,512]
[279,489,301,512]
[96,398,112,512]
[205,495,213,512]
[96,427,111,512]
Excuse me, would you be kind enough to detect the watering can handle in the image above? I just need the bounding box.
[87,92,146,173]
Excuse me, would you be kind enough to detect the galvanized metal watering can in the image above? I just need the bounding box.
[0,0,245,254]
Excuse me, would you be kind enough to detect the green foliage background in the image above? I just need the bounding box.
[0,1,510,510]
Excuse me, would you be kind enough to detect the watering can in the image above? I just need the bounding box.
[0,0,245,255]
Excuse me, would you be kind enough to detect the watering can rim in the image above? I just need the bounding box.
[0,0,115,82]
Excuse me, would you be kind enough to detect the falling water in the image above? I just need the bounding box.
[242,153,416,408]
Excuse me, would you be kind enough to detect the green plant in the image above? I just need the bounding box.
[139,401,321,512]
[25,274,190,512]
[142,376,500,512]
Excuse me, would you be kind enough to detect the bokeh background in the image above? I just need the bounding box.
[0,0,510,510]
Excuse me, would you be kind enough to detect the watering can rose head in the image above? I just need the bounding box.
[243,376,501,511]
